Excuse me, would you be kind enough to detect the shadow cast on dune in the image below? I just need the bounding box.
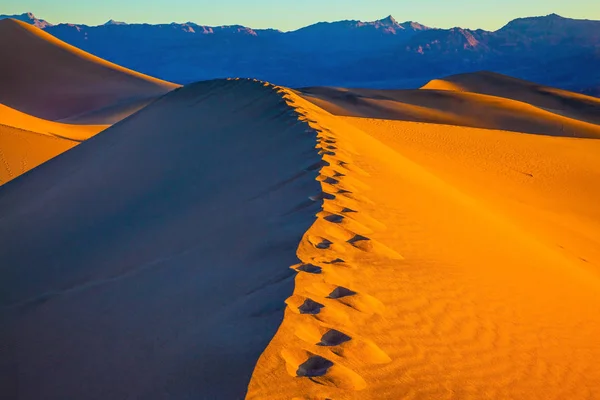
[0,79,321,400]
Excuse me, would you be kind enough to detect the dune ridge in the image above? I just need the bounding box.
[298,72,600,138]
[247,86,600,399]
[0,20,179,185]
[422,71,600,124]
[0,104,107,141]
[0,104,110,184]
[0,79,327,399]
[0,19,178,121]
[1,27,600,397]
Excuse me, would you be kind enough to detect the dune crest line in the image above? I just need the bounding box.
[0,78,331,399]
[246,88,399,398]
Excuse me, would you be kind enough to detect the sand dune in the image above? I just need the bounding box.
[298,74,600,138]
[423,71,600,125]
[2,62,600,399]
[247,88,600,399]
[0,19,178,121]
[0,104,106,140]
[0,20,178,184]
[0,79,322,400]
[0,104,109,184]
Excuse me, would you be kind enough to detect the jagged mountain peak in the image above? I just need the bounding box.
[104,19,127,26]
[377,15,398,26]
[0,11,53,28]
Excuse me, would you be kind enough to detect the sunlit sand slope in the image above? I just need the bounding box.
[0,104,106,140]
[0,19,178,121]
[247,92,600,399]
[298,75,600,138]
[0,104,107,184]
[0,79,322,400]
[422,71,600,125]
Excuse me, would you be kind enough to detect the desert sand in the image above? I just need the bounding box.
[298,72,600,138]
[0,104,108,184]
[0,19,178,184]
[247,82,600,400]
[1,27,600,400]
[0,19,178,121]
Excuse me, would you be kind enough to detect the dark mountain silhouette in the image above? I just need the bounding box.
[1,12,598,94]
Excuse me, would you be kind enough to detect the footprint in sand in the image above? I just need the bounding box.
[336,189,353,195]
[296,264,322,274]
[313,238,333,249]
[309,192,336,202]
[319,329,352,346]
[328,286,357,299]
[304,160,330,172]
[317,239,333,249]
[322,177,340,185]
[325,258,346,264]
[324,214,345,223]
[348,234,370,245]
[299,299,325,314]
[319,149,336,156]
[297,356,334,377]
[347,234,403,259]
[282,348,367,390]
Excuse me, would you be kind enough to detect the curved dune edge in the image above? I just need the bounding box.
[0,18,180,185]
[246,88,600,399]
[0,124,76,185]
[421,71,600,125]
[1,19,176,88]
[0,19,179,121]
[0,104,109,185]
[297,72,600,139]
[0,104,107,141]
[0,78,333,400]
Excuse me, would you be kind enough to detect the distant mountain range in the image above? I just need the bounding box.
[1,12,599,95]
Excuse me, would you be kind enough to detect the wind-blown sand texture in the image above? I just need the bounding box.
[246,81,600,399]
[0,19,178,184]
[1,55,600,399]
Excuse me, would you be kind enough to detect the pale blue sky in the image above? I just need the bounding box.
[2,0,598,31]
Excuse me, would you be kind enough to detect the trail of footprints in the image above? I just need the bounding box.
[277,100,401,393]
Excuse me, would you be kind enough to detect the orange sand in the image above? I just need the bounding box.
[0,19,178,184]
[1,38,600,397]
[247,85,600,399]
[0,104,109,184]
[298,72,600,138]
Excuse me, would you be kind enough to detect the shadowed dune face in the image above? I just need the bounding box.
[0,20,179,185]
[0,79,322,399]
[0,19,178,121]
[298,72,600,138]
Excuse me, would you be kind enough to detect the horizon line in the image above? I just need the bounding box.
[1,11,591,33]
